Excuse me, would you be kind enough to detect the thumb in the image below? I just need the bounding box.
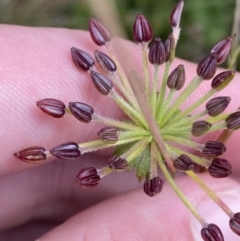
[39,174,240,241]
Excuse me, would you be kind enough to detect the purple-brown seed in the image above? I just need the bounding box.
[201,223,224,241]
[133,13,152,43]
[169,0,184,28]
[90,70,113,95]
[14,146,46,163]
[108,155,128,170]
[211,70,236,91]
[191,120,212,137]
[50,142,81,160]
[206,96,231,117]
[202,141,226,158]
[98,127,119,143]
[75,167,100,188]
[226,111,240,130]
[71,47,95,71]
[36,98,65,118]
[208,158,232,178]
[143,176,164,197]
[148,37,166,65]
[69,102,94,123]
[167,64,185,90]
[173,154,194,171]
[164,34,175,62]
[94,50,116,73]
[229,212,240,236]
[197,53,217,80]
[210,36,233,64]
[89,18,111,46]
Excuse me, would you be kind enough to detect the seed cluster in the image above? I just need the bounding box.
[14,1,240,240]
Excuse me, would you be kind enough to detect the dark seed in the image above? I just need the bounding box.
[36,98,65,118]
[211,70,236,91]
[148,37,166,65]
[94,50,116,73]
[90,70,113,95]
[167,64,185,90]
[169,0,184,28]
[69,102,94,123]
[192,121,212,137]
[75,167,100,188]
[206,96,231,117]
[133,14,152,43]
[202,141,226,158]
[197,53,217,80]
[50,142,81,160]
[201,223,224,241]
[14,146,46,163]
[98,127,119,143]
[108,155,128,170]
[208,158,232,178]
[210,36,233,64]
[226,111,240,130]
[173,154,194,171]
[71,47,95,71]
[89,18,110,46]
[164,34,175,62]
[143,176,164,197]
[229,212,240,236]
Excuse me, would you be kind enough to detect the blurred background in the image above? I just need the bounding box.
[0,0,239,69]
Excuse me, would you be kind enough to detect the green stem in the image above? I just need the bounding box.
[161,76,202,126]
[141,43,150,99]
[93,114,145,131]
[151,64,160,115]
[157,151,207,226]
[167,145,211,166]
[110,91,148,128]
[79,136,144,153]
[187,170,234,218]
[168,89,215,125]
[157,89,175,123]
[123,137,152,162]
[156,61,171,117]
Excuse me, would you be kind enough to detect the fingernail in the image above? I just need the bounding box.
[190,188,240,240]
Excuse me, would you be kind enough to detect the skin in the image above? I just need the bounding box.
[0,25,240,240]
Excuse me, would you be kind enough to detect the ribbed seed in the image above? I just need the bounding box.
[36,98,65,118]
[90,71,113,95]
[71,47,95,71]
[202,141,226,157]
[208,158,232,178]
[210,36,232,64]
[226,111,240,130]
[108,155,128,170]
[148,37,166,65]
[75,167,101,188]
[229,212,240,236]
[69,102,94,123]
[206,96,231,117]
[94,50,116,73]
[133,14,152,43]
[173,154,194,171]
[192,121,212,137]
[143,176,164,197]
[197,53,217,80]
[211,70,236,91]
[201,223,224,241]
[98,127,119,143]
[167,64,185,90]
[14,146,46,162]
[50,142,81,160]
[89,18,110,46]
